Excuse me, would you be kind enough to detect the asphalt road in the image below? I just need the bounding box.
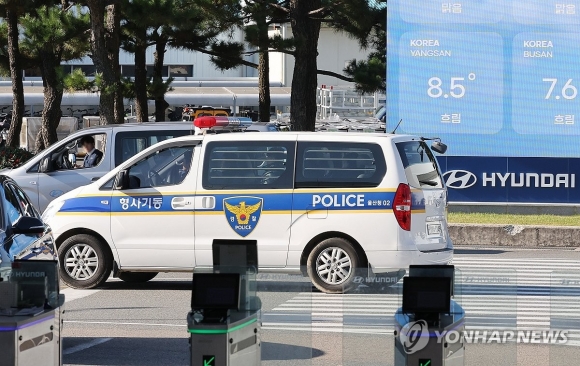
[61,247,580,366]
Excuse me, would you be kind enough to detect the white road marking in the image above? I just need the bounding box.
[63,337,113,355]
[64,320,186,328]
[262,256,580,345]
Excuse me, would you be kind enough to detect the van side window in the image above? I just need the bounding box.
[295,142,386,188]
[396,141,443,189]
[202,141,295,190]
[45,133,106,171]
[114,130,191,166]
[123,145,195,189]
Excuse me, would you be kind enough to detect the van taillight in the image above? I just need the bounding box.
[393,183,411,231]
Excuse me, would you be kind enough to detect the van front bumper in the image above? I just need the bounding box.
[369,248,453,273]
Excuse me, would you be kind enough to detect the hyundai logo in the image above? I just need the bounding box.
[444,170,477,189]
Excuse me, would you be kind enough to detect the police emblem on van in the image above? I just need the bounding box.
[223,197,263,237]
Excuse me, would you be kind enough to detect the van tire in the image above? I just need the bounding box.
[307,237,360,294]
[118,272,158,283]
[58,234,112,289]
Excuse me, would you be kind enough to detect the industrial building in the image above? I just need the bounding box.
[0,25,372,119]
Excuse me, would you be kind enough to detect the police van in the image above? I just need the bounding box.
[42,132,453,293]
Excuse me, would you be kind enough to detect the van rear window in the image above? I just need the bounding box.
[396,141,443,189]
[295,142,386,188]
[202,141,295,189]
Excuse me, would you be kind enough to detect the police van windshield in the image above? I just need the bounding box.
[396,141,443,189]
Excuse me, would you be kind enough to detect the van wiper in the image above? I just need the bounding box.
[419,180,438,187]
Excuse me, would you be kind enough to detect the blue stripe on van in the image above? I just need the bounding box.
[59,191,399,214]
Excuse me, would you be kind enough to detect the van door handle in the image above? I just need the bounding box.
[171,196,195,210]
[193,196,215,210]
[202,196,215,209]
[91,177,101,182]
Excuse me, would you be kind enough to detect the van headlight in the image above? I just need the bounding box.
[42,200,65,223]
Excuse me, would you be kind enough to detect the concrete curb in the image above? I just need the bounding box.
[449,224,580,247]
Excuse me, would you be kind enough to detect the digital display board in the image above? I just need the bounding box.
[388,0,580,157]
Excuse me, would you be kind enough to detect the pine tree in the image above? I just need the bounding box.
[199,0,380,130]
[121,0,161,122]
[85,0,122,125]
[343,3,386,94]
[20,3,90,151]
[122,0,236,122]
[0,0,32,147]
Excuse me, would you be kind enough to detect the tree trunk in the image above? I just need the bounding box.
[5,8,25,148]
[35,53,63,152]
[87,0,115,125]
[134,38,149,122]
[107,4,124,124]
[153,39,168,122]
[257,19,271,122]
[289,0,321,131]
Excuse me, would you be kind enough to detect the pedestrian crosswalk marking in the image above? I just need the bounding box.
[261,257,580,346]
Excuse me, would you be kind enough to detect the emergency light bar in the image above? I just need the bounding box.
[194,116,253,129]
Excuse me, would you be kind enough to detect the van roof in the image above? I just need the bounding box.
[202,131,417,140]
[160,131,419,143]
[77,123,421,142]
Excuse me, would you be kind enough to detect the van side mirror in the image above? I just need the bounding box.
[113,170,129,190]
[12,216,45,235]
[431,141,448,155]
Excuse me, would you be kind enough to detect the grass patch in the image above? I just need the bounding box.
[448,213,580,227]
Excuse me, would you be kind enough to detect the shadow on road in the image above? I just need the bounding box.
[63,337,323,365]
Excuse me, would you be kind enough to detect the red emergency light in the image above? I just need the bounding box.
[193,116,253,129]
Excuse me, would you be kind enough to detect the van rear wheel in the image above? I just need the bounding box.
[307,237,360,294]
[118,272,158,283]
[58,234,112,289]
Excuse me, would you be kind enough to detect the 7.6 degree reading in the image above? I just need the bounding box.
[543,78,578,100]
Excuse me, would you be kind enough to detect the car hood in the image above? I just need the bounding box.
[59,185,87,202]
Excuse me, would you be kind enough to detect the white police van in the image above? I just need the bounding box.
[42,132,453,293]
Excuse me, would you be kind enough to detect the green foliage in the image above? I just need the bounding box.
[209,41,246,70]
[21,5,90,62]
[63,68,96,93]
[342,8,386,94]
[344,57,385,94]
[119,77,136,100]
[148,76,174,100]
[0,146,34,169]
[0,21,36,76]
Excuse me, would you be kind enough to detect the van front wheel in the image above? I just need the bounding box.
[58,234,112,289]
[307,238,360,294]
